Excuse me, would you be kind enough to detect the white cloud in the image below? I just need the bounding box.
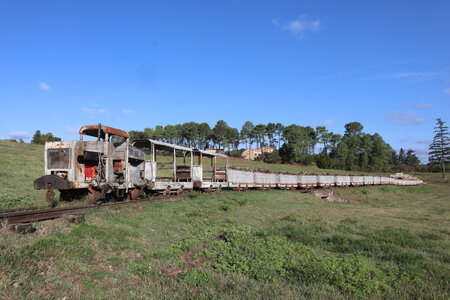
[39,82,51,91]
[387,111,425,125]
[416,139,432,144]
[406,103,434,110]
[122,109,135,114]
[444,88,450,96]
[399,138,408,143]
[65,126,79,134]
[7,131,31,139]
[83,106,109,114]
[323,119,333,126]
[274,15,320,38]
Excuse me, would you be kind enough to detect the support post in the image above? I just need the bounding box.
[152,143,155,162]
[173,149,176,182]
[190,151,193,178]
[214,156,217,182]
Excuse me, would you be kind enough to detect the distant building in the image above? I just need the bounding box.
[241,147,274,160]
[205,148,225,154]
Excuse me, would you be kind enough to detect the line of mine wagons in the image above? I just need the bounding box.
[132,139,423,193]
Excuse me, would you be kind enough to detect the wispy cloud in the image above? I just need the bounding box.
[39,81,51,91]
[7,131,31,139]
[359,72,440,81]
[387,111,425,125]
[323,119,333,126]
[406,103,434,110]
[273,15,320,38]
[82,106,109,114]
[399,138,408,143]
[307,59,422,81]
[122,109,135,114]
[416,139,432,144]
[444,88,450,96]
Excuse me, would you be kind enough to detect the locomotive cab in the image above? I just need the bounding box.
[34,124,145,203]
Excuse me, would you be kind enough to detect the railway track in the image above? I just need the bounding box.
[0,198,152,224]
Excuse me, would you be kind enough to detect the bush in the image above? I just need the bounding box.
[264,151,281,164]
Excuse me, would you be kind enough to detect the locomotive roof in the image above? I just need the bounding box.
[79,125,129,139]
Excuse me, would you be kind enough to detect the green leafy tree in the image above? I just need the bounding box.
[143,127,154,139]
[329,133,342,153]
[280,125,314,164]
[181,122,198,147]
[335,141,349,169]
[315,126,328,153]
[265,123,276,148]
[275,123,284,150]
[212,120,229,149]
[252,124,266,149]
[405,150,420,169]
[398,148,406,164]
[429,118,450,178]
[240,121,254,149]
[31,130,61,144]
[129,130,146,141]
[174,124,183,144]
[198,122,212,149]
[164,125,177,144]
[153,125,165,141]
[225,127,240,151]
[31,130,42,144]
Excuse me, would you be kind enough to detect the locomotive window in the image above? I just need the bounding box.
[47,148,71,169]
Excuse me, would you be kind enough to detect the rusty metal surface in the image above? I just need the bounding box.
[79,125,129,139]
[34,175,74,190]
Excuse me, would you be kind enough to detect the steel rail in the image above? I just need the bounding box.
[0,198,151,224]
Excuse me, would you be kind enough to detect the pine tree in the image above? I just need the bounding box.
[31,130,42,144]
[429,118,450,178]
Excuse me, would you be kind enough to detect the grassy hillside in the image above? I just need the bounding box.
[0,142,47,208]
[0,142,449,298]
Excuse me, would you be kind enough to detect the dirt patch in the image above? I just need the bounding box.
[181,244,208,269]
[161,238,216,280]
[314,190,358,203]
[161,265,183,280]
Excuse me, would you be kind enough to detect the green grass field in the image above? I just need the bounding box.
[0,142,449,299]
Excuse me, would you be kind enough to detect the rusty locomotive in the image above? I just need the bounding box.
[34,124,423,203]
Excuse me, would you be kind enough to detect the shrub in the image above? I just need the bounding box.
[181,269,214,287]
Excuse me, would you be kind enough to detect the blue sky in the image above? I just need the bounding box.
[1,0,449,161]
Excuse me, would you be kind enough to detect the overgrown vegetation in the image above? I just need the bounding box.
[0,141,449,298]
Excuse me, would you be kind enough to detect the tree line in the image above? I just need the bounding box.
[31,130,61,144]
[128,120,422,172]
[30,118,449,174]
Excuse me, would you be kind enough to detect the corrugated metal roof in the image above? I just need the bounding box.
[194,149,228,158]
[132,139,193,152]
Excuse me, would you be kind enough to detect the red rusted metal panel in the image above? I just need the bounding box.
[79,125,129,139]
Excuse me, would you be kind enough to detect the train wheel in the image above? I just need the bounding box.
[88,190,102,204]
[130,189,141,200]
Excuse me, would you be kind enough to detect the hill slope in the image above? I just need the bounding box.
[0,142,352,209]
